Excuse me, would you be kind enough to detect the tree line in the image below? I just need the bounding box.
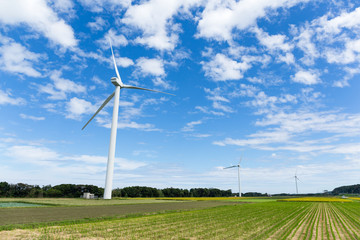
[0,182,103,198]
[0,182,233,198]
[332,184,360,195]
[112,187,233,198]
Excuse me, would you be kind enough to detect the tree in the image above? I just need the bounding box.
[0,182,10,197]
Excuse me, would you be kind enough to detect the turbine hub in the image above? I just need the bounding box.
[111,77,122,87]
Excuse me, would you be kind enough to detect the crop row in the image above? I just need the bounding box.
[1,202,359,239]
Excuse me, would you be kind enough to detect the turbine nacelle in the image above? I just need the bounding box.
[111,77,122,87]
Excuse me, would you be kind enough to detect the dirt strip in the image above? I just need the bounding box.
[0,201,242,227]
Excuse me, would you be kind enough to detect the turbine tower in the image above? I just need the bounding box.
[224,157,242,197]
[82,42,173,199]
[294,171,301,195]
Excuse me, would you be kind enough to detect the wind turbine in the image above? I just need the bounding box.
[82,42,173,199]
[224,157,242,197]
[294,171,301,195]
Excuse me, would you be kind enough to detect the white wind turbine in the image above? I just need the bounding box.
[82,42,174,200]
[224,157,242,197]
[294,171,301,195]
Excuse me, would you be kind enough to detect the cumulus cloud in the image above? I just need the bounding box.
[202,53,250,81]
[196,0,309,41]
[324,39,360,65]
[0,38,42,77]
[122,0,197,51]
[66,97,97,119]
[292,70,320,85]
[136,57,165,76]
[0,0,77,48]
[116,57,134,68]
[253,27,293,52]
[317,7,360,34]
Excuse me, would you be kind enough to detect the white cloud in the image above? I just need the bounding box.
[38,84,66,100]
[325,39,360,65]
[122,0,196,51]
[117,121,158,131]
[318,7,360,34]
[0,89,25,105]
[78,0,131,12]
[116,157,147,170]
[202,53,250,81]
[97,29,128,49]
[7,145,59,162]
[182,120,202,132]
[66,155,147,170]
[0,39,42,77]
[214,110,360,156]
[252,27,295,64]
[248,91,297,112]
[87,17,107,31]
[253,27,293,52]
[116,57,134,68]
[196,87,235,116]
[0,0,77,48]
[51,0,74,13]
[296,27,318,65]
[50,70,85,94]
[19,114,45,121]
[38,70,86,100]
[196,0,309,41]
[292,70,320,85]
[195,106,224,116]
[136,57,165,76]
[66,97,97,119]
[91,76,107,87]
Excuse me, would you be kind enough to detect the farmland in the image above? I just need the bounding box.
[0,197,359,239]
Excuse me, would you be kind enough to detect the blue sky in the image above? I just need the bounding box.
[0,0,360,194]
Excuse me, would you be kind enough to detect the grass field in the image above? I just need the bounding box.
[156,197,277,202]
[278,197,353,202]
[0,197,359,239]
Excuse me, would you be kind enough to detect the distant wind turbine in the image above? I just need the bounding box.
[82,41,174,200]
[294,171,302,195]
[224,157,242,197]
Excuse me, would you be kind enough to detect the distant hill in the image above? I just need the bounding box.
[332,184,360,195]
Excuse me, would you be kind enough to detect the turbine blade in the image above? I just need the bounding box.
[109,39,123,85]
[224,165,237,169]
[122,85,175,96]
[82,91,115,130]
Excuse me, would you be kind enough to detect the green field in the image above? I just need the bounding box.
[0,197,359,239]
